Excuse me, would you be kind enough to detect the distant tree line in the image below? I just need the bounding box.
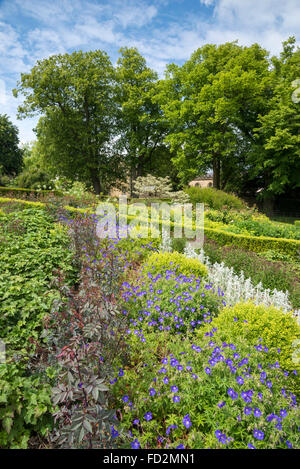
[1,37,299,204]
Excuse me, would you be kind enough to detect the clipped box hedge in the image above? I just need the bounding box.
[119,212,300,258]
[0,186,63,197]
[1,197,299,258]
[0,197,45,208]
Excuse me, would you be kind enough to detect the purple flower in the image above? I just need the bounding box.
[205,367,212,375]
[248,443,256,449]
[183,414,192,429]
[176,444,185,449]
[237,376,244,385]
[280,408,287,418]
[218,401,226,408]
[122,395,129,403]
[253,429,264,440]
[149,388,156,396]
[144,412,152,421]
[173,395,180,403]
[253,408,262,418]
[131,438,140,449]
[171,385,178,393]
[266,413,275,422]
[111,425,119,438]
[215,429,229,445]
[241,391,252,403]
[227,388,238,400]
[244,407,252,416]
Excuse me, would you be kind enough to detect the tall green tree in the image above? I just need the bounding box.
[254,37,300,199]
[115,47,171,195]
[0,114,23,177]
[14,141,54,189]
[158,42,271,189]
[13,50,120,194]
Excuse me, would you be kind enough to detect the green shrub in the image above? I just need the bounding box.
[0,207,76,447]
[185,187,246,210]
[122,271,222,334]
[204,302,300,394]
[226,218,300,240]
[0,363,54,448]
[171,237,187,253]
[205,210,300,240]
[204,226,300,258]
[295,221,300,227]
[202,241,300,309]
[113,327,300,449]
[142,251,208,279]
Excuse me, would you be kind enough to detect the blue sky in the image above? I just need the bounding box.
[0,0,299,143]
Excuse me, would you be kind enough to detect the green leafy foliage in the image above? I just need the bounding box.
[113,328,300,449]
[0,207,76,448]
[0,114,23,177]
[186,187,246,210]
[13,50,120,194]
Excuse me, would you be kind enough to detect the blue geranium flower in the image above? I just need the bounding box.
[144,412,152,421]
[253,429,264,440]
[131,438,140,449]
[183,414,192,429]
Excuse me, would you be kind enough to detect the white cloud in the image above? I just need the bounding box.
[114,3,157,28]
[74,18,120,44]
[13,0,80,25]
[0,79,7,105]
[200,0,215,6]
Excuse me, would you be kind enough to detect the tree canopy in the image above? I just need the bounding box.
[158,41,272,190]
[12,38,300,203]
[0,114,23,177]
[13,50,120,194]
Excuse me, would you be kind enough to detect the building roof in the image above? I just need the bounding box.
[191,174,213,181]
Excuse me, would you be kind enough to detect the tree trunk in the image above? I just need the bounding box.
[91,172,101,195]
[263,196,274,217]
[262,169,274,216]
[212,155,221,189]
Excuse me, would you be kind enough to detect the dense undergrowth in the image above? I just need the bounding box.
[0,197,299,449]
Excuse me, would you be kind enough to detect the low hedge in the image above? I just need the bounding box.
[2,197,300,258]
[0,186,63,197]
[0,197,45,208]
[203,226,300,258]
[120,213,300,258]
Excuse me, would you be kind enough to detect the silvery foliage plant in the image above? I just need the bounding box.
[183,243,300,322]
[158,233,299,323]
